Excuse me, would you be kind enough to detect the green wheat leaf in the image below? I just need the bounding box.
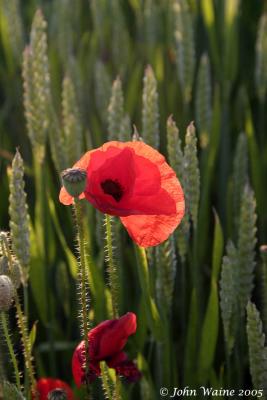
[198,212,223,382]
[255,14,267,102]
[3,382,25,400]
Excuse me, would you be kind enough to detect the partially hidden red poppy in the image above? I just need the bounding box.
[59,141,185,247]
[33,378,74,400]
[72,312,141,386]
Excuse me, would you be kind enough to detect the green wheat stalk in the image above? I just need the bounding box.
[183,122,200,230]
[195,53,212,148]
[232,133,248,232]
[220,240,239,354]
[246,301,267,394]
[166,115,190,261]
[173,0,196,104]
[142,65,160,149]
[8,149,30,285]
[237,185,257,314]
[108,77,126,141]
[62,75,83,165]
[94,60,111,124]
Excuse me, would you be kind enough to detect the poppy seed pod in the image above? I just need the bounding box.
[0,275,14,311]
[61,168,87,198]
[0,256,22,289]
[48,388,67,400]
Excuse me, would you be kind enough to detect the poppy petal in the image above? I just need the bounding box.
[120,212,183,247]
[116,141,185,247]
[72,340,101,386]
[59,141,185,246]
[89,312,137,360]
[72,313,137,387]
[107,352,141,382]
[85,147,136,214]
[83,142,180,217]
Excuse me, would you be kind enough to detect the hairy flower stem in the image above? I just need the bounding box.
[22,282,29,395]
[104,214,119,319]
[73,199,91,398]
[0,311,21,391]
[1,237,35,399]
[14,294,35,398]
[104,214,121,399]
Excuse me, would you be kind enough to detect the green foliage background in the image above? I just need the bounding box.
[0,0,267,399]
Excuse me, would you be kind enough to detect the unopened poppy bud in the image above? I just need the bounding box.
[48,388,67,400]
[0,256,22,289]
[61,168,87,198]
[0,275,14,311]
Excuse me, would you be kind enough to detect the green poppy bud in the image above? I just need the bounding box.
[61,168,87,198]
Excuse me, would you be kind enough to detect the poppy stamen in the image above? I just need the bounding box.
[101,179,124,202]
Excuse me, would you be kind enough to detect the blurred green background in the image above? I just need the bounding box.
[0,0,267,399]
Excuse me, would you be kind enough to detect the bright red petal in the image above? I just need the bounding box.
[34,378,74,400]
[120,212,183,248]
[84,147,136,214]
[85,141,179,217]
[89,312,137,360]
[59,141,185,246]
[72,313,137,387]
[72,341,101,387]
[117,141,185,247]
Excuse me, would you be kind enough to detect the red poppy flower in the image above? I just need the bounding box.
[33,378,74,400]
[72,312,141,386]
[59,141,184,247]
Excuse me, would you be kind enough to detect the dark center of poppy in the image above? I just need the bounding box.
[101,179,124,202]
